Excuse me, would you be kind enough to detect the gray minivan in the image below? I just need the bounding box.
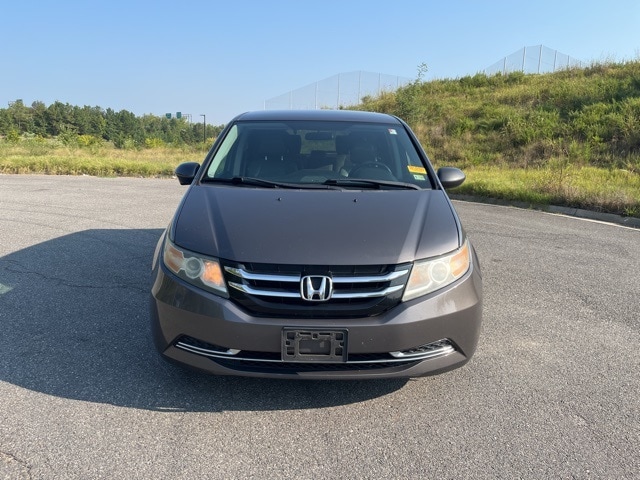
[150,110,482,379]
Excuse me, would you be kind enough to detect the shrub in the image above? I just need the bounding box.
[6,128,20,143]
[77,134,102,147]
[145,137,165,149]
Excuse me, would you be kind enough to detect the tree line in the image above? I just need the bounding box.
[0,99,224,148]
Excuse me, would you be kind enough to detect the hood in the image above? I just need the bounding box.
[172,185,460,265]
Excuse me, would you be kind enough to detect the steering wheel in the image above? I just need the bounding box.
[349,162,394,177]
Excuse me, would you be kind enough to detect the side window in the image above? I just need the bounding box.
[206,125,239,178]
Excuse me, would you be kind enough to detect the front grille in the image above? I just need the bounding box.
[221,261,411,318]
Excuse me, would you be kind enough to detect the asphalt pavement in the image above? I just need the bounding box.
[0,175,638,479]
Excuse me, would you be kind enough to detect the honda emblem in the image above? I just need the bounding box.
[300,275,333,302]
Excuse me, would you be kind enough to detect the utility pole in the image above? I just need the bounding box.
[200,114,206,147]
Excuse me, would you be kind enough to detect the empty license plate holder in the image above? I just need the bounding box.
[282,329,348,363]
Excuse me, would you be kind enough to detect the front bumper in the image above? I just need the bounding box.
[150,257,482,380]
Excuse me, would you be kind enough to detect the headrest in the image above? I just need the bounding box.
[286,134,301,154]
[335,135,349,154]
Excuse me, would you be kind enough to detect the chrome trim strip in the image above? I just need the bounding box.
[390,341,454,358]
[228,282,300,297]
[176,341,454,364]
[331,284,405,299]
[176,342,240,356]
[228,282,404,299]
[331,269,410,283]
[224,267,299,283]
[225,266,410,284]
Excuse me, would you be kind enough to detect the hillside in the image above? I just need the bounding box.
[354,61,640,216]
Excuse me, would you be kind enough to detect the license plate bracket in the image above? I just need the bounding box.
[282,329,348,363]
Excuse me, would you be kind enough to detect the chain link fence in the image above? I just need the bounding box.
[264,46,583,111]
[264,71,411,111]
[485,45,583,75]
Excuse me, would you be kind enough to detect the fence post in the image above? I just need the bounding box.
[538,45,543,74]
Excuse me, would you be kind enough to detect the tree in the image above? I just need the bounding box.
[31,101,48,136]
[0,99,225,147]
[45,101,74,136]
[7,100,31,133]
[0,108,13,135]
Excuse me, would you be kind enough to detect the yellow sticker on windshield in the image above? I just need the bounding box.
[408,166,427,174]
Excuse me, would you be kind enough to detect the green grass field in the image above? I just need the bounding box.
[1,138,638,218]
[0,139,198,177]
[451,165,640,217]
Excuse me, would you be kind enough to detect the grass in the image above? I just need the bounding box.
[449,165,640,217]
[0,138,202,177]
[2,139,638,218]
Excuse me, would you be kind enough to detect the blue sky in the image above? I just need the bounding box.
[2,0,639,125]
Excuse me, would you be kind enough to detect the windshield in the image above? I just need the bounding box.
[204,120,433,188]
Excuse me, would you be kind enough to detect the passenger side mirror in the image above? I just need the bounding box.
[175,162,200,185]
[437,167,466,189]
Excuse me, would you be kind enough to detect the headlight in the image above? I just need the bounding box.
[402,239,471,301]
[162,238,228,297]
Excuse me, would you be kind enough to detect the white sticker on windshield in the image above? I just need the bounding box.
[388,129,397,135]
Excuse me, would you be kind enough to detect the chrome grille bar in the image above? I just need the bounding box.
[228,282,300,298]
[228,282,405,299]
[225,266,410,284]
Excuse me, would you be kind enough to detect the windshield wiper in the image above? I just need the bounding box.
[202,176,300,189]
[202,176,420,190]
[203,176,343,190]
[323,178,421,190]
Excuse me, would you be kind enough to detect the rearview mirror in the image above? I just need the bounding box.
[305,132,333,141]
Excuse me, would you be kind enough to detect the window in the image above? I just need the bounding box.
[205,120,433,188]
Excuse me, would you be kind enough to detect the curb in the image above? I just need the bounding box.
[449,194,640,229]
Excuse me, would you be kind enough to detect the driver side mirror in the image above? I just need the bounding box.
[175,162,200,185]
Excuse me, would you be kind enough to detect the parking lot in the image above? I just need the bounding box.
[1,175,638,479]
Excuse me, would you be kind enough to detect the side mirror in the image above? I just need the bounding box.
[437,167,466,189]
[175,162,200,185]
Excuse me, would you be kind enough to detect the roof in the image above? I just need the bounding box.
[233,109,401,124]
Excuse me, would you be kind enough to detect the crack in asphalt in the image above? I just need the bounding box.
[0,259,147,294]
[1,450,32,479]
